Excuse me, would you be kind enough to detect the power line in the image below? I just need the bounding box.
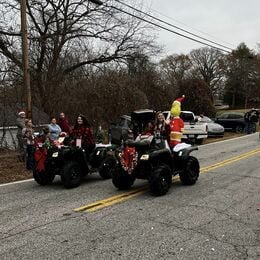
[114,0,233,52]
[104,3,231,53]
[142,4,235,49]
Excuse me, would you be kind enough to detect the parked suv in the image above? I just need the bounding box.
[214,112,246,133]
[110,115,132,144]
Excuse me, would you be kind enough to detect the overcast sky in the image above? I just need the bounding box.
[141,0,260,56]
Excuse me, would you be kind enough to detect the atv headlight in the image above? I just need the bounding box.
[52,152,59,158]
[140,154,149,160]
[178,151,183,157]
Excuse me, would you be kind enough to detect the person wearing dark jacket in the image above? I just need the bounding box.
[70,114,95,156]
[244,108,259,134]
[22,119,35,170]
[57,112,70,134]
[154,111,170,140]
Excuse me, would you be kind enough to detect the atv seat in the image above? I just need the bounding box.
[149,148,171,157]
[125,139,151,148]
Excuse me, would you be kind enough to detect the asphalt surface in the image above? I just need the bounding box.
[0,133,260,259]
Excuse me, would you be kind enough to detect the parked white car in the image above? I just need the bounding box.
[197,116,224,137]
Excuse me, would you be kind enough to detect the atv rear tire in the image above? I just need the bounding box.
[179,156,200,185]
[112,165,135,190]
[149,164,172,196]
[99,156,117,179]
[33,169,55,185]
[61,161,82,189]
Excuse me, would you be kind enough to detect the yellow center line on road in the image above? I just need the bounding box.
[74,148,260,213]
[200,148,260,173]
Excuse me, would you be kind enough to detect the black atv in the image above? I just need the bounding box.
[111,109,200,196]
[33,135,117,188]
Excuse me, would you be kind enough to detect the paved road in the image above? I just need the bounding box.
[0,134,260,259]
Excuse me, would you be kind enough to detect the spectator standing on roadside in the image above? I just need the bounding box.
[16,110,26,161]
[48,116,61,140]
[57,112,70,134]
[244,108,259,134]
[96,125,105,144]
[22,119,35,170]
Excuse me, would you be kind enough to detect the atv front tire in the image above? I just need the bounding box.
[112,165,135,190]
[33,169,55,185]
[179,156,200,185]
[99,156,117,179]
[61,161,82,189]
[149,164,172,196]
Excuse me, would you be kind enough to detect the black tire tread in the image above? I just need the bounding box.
[149,164,172,196]
[179,156,200,185]
[61,161,82,189]
[112,165,135,190]
[99,156,116,179]
[33,170,55,185]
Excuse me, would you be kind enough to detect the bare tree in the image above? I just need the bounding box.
[159,54,192,96]
[189,47,225,100]
[0,0,158,115]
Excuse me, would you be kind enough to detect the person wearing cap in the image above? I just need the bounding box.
[168,95,185,149]
[16,110,26,161]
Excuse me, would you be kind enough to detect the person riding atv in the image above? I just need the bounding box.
[111,108,200,196]
[33,125,117,189]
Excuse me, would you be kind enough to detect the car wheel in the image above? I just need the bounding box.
[61,161,82,189]
[112,165,135,190]
[235,125,244,133]
[179,156,200,185]
[196,138,204,145]
[33,169,55,185]
[149,164,172,196]
[99,156,117,179]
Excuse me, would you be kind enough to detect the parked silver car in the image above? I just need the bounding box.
[198,116,224,137]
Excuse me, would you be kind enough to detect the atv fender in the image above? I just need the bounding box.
[176,146,198,160]
[149,148,173,167]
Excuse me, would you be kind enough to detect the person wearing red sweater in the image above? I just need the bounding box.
[57,112,71,134]
[70,114,95,155]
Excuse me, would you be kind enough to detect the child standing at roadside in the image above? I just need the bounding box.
[22,119,35,170]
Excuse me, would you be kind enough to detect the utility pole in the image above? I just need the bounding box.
[20,0,32,119]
